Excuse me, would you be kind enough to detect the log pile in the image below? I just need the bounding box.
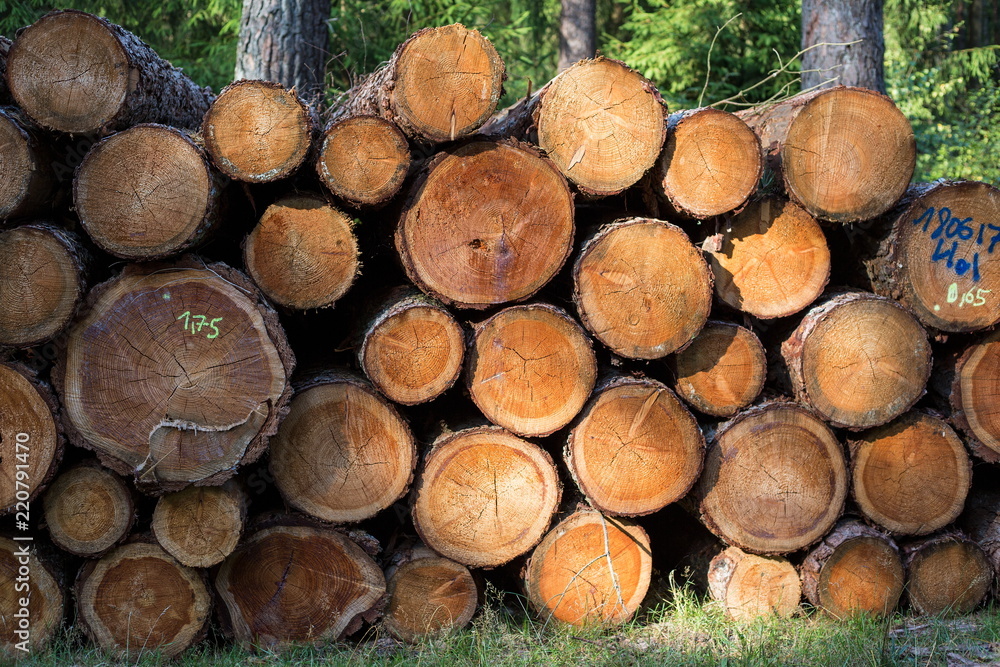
[1,9,998,658]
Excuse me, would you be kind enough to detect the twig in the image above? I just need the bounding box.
[698,13,743,108]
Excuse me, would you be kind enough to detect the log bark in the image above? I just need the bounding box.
[573,217,713,359]
[358,288,464,405]
[316,116,410,208]
[781,291,931,430]
[565,376,703,516]
[671,321,767,418]
[42,460,135,558]
[6,10,212,134]
[945,329,1000,463]
[696,401,848,554]
[0,223,87,348]
[54,259,294,493]
[482,57,666,197]
[707,546,800,621]
[412,426,561,568]
[327,24,506,144]
[203,79,315,183]
[396,140,574,310]
[524,508,651,626]
[738,86,914,222]
[0,536,65,657]
[0,107,57,221]
[243,194,359,310]
[268,371,415,524]
[74,124,223,260]
[801,0,885,93]
[466,303,597,437]
[0,36,11,105]
[800,518,904,618]
[706,198,830,319]
[152,479,247,568]
[903,532,993,616]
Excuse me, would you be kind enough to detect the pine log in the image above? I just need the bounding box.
[214,522,385,646]
[781,291,931,430]
[0,536,64,657]
[653,108,762,219]
[326,24,505,143]
[573,217,712,359]
[849,411,970,536]
[671,321,767,417]
[151,479,247,568]
[6,10,212,134]
[382,543,478,643]
[0,108,57,221]
[482,57,666,196]
[358,288,464,405]
[706,198,830,319]
[269,372,415,523]
[467,303,596,437]
[412,426,561,568]
[396,140,574,309]
[42,461,134,558]
[697,401,848,554]
[863,180,1000,333]
[961,480,1000,575]
[565,376,703,516]
[800,518,904,618]
[202,79,315,183]
[524,509,652,626]
[54,259,294,493]
[74,124,222,260]
[316,116,411,207]
[707,546,800,621]
[0,362,62,515]
[75,540,211,658]
[946,329,1000,462]
[0,223,87,348]
[243,194,359,310]
[903,532,993,616]
[738,86,914,222]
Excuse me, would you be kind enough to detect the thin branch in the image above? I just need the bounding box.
[699,13,743,108]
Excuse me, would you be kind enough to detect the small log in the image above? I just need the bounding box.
[358,288,464,405]
[706,198,830,319]
[653,108,762,219]
[946,329,1000,462]
[565,376,703,516]
[326,24,505,143]
[0,108,57,221]
[269,372,415,523]
[202,79,315,183]
[151,479,247,568]
[801,518,904,618]
[54,259,294,493]
[849,411,971,536]
[707,546,800,621]
[316,116,411,207]
[74,124,222,260]
[42,461,134,558]
[781,291,931,430]
[6,10,211,134]
[524,509,652,627]
[214,522,385,646]
[75,540,211,658]
[0,536,64,657]
[697,401,848,554]
[671,321,767,418]
[903,532,993,616]
[961,478,1000,574]
[738,86,914,222]
[396,140,574,309]
[467,303,596,437]
[0,223,87,348]
[483,57,666,196]
[412,426,561,568]
[243,195,359,310]
[573,217,713,359]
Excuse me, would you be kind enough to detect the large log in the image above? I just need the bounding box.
[903,532,993,616]
[945,329,1000,462]
[54,259,294,493]
[0,108,57,221]
[6,10,212,134]
[151,479,246,568]
[316,116,411,208]
[707,546,800,621]
[42,461,135,558]
[0,536,65,658]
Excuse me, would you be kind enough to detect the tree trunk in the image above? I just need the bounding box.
[243,194,359,310]
[707,546,801,621]
[565,376,703,516]
[0,108,57,221]
[781,291,931,430]
[42,460,135,558]
[903,532,993,616]
[558,0,596,71]
[946,329,1000,463]
[395,140,574,310]
[234,0,331,101]
[801,0,885,93]
[0,536,65,657]
[316,116,411,208]
[6,10,212,134]
[573,218,713,359]
[151,479,247,568]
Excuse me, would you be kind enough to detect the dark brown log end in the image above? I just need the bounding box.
[950,329,1000,461]
[904,533,993,616]
[672,321,766,417]
[1,536,64,657]
[0,108,56,221]
[707,546,800,621]
[43,461,134,557]
[382,550,477,642]
[152,479,246,568]
[317,116,410,207]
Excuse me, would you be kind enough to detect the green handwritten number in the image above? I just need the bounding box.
[177,311,191,332]
[177,311,223,339]
[207,318,223,339]
[193,314,207,332]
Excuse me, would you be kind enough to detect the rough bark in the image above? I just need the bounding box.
[558,0,597,71]
[0,36,11,105]
[0,536,65,657]
[151,479,247,568]
[801,0,885,93]
[316,116,411,208]
[707,546,801,621]
[42,460,135,558]
[903,532,993,616]
[0,107,57,221]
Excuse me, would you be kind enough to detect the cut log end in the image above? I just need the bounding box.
[672,321,766,418]
[952,329,1000,460]
[0,363,60,514]
[0,108,55,221]
[1,537,64,657]
[43,462,134,557]
[707,546,800,621]
[383,554,477,642]
[905,534,993,616]
[152,480,246,568]
[317,116,410,207]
